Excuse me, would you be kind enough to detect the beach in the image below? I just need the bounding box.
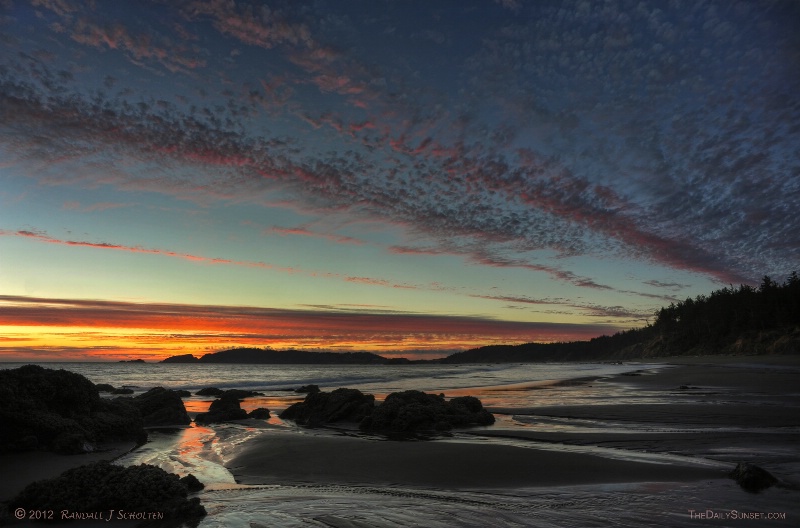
[2,356,799,527]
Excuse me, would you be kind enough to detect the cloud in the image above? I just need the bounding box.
[268,225,364,245]
[0,295,621,358]
[2,0,798,292]
[0,227,425,291]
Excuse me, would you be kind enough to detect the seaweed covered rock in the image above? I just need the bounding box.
[359,391,495,433]
[0,365,146,454]
[129,387,191,427]
[194,394,248,424]
[279,388,375,427]
[9,461,206,527]
[730,462,779,493]
[180,473,205,492]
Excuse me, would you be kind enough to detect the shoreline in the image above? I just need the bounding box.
[227,355,800,491]
[3,354,798,517]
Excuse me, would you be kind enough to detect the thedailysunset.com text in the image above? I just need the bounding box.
[689,509,788,521]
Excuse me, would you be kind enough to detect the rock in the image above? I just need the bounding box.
[0,365,146,454]
[729,462,779,493]
[9,461,206,527]
[130,387,191,426]
[359,391,495,433]
[90,397,148,446]
[280,388,375,427]
[194,394,248,424]
[111,387,134,395]
[175,389,192,398]
[196,387,225,396]
[295,384,320,394]
[180,473,205,492]
[221,389,263,399]
[161,354,200,363]
[95,383,115,393]
[248,407,271,419]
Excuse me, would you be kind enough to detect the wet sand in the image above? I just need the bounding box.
[0,442,137,502]
[228,431,725,489]
[229,354,800,491]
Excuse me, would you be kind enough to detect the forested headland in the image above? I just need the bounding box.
[442,273,800,363]
[161,273,800,364]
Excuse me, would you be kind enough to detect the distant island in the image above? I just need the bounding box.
[162,273,800,365]
[162,349,404,365]
[119,359,146,363]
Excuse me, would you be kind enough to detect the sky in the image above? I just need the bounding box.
[0,0,798,362]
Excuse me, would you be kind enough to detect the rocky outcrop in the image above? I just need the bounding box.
[279,388,375,427]
[729,462,779,493]
[196,387,225,396]
[359,391,495,433]
[130,387,191,426]
[9,461,206,527]
[221,389,263,398]
[295,384,320,394]
[248,408,271,419]
[194,394,248,424]
[0,365,146,454]
[161,354,199,363]
[180,473,205,492]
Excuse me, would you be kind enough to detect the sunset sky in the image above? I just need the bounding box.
[1,0,798,361]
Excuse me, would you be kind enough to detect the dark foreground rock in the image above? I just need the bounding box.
[279,388,375,427]
[180,474,205,492]
[194,394,248,424]
[8,461,206,527]
[729,462,779,493]
[360,391,495,433]
[129,387,191,427]
[0,365,146,454]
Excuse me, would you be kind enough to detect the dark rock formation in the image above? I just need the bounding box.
[130,387,191,426]
[111,387,134,395]
[729,462,779,493]
[295,384,320,394]
[9,461,206,527]
[163,348,389,364]
[360,391,495,433]
[180,473,205,492]
[95,383,115,393]
[280,388,375,427]
[196,387,224,397]
[0,365,146,454]
[194,394,248,424]
[221,388,263,399]
[161,354,199,363]
[175,389,192,398]
[248,408,271,419]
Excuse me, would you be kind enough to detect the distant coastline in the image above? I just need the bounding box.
[162,274,800,365]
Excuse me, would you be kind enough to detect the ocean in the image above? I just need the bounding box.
[3,361,797,527]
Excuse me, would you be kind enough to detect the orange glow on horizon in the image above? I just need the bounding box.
[0,295,620,362]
